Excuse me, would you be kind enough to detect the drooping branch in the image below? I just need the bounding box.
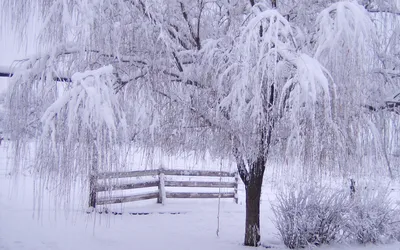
[0,45,203,91]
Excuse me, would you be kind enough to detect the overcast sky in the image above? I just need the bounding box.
[0,24,38,93]
[0,32,15,93]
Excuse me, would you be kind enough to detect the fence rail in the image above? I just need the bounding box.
[164,181,236,188]
[95,180,159,192]
[96,169,235,179]
[165,192,235,199]
[90,169,239,207]
[97,192,159,205]
[97,169,159,179]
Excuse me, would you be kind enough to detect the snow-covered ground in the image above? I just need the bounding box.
[1,142,400,250]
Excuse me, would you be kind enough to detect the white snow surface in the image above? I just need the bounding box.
[1,142,400,250]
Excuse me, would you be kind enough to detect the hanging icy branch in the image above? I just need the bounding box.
[41,65,127,143]
[1,51,197,93]
[27,65,128,205]
[0,45,149,82]
[315,1,375,58]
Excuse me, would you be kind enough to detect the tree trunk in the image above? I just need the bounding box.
[244,156,265,246]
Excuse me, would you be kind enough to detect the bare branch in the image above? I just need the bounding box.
[179,2,201,50]
[366,8,400,16]
[271,0,277,8]
[0,69,71,82]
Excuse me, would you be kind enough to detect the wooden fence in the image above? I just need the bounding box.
[89,169,239,207]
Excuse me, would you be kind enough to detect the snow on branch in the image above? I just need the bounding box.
[41,65,127,145]
[216,9,297,125]
[280,53,333,120]
[9,43,79,83]
[315,1,375,59]
[242,7,297,49]
[4,43,82,142]
[203,8,334,161]
[34,65,127,203]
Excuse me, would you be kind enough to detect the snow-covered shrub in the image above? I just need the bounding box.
[346,188,397,244]
[392,210,400,242]
[272,186,350,248]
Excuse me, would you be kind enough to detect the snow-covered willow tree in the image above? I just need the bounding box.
[263,0,400,179]
[1,0,400,246]
[312,1,397,178]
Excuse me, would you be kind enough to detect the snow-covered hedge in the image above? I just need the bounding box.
[272,186,350,248]
[272,185,399,248]
[345,188,398,244]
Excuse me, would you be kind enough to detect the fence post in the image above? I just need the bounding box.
[89,174,97,208]
[350,178,356,199]
[234,172,239,204]
[158,169,166,204]
[88,143,98,209]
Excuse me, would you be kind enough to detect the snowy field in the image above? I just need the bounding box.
[1,142,400,250]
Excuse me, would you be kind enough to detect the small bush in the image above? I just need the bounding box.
[272,186,350,249]
[391,211,400,242]
[345,188,397,244]
[272,184,400,248]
